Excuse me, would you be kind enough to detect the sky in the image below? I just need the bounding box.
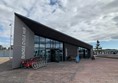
[0,0,118,49]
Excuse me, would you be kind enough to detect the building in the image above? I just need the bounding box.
[12,13,93,68]
[93,49,118,55]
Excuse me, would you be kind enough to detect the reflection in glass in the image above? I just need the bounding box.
[34,35,64,62]
[40,37,45,57]
[46,38,51,62]
[34,36,40,56]
[78,47,89,59]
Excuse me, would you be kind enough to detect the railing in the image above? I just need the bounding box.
[0,50,13,57]
[93,50,118,55]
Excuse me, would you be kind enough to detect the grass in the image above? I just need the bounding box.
[0,57,9,64]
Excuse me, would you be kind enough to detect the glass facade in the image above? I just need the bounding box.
[78,47,90,59]
[34,35,64,62]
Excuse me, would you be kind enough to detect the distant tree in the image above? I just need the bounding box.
[2,47,7,50]
[0,45,7,50]
[95,40,102,54]
[0,45,3,50]
[8,45,13,50]
[96,40,100,49]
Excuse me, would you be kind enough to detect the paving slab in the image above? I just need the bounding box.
[0,57,118,83]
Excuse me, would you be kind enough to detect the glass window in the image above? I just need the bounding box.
[55,41,60,49]
[50,40,55,48]
[40,37,46,57]
[34,35,64,62]
[34,36,40,56]
[34,35,40,44]
[46,38,51,49]
[46,38,51,62]
[59,42,63,61]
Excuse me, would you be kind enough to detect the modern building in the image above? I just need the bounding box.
[12,13,93,68]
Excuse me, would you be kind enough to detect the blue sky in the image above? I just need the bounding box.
[90,40,118,49]
[0,24,3,31]
[0,37,9,43]
[0,0,118,49]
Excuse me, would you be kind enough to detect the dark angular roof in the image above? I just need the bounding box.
[15,13,93,49]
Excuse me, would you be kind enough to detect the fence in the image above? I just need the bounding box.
[0,50,13,57]
[93,50,118,55]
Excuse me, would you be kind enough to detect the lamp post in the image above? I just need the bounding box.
[9,23,12,59]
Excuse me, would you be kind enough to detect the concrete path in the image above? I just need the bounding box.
[0,57,118,83]
[71,58,118,83]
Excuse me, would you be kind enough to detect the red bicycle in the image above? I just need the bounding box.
[20,57,46,69]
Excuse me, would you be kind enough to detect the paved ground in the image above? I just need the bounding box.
[97,54,118,59]
[0,57,118,83]
[0,57,9,63]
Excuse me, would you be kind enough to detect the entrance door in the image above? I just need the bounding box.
[50,49,60,62]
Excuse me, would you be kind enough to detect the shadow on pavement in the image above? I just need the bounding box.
[0,59,12,72]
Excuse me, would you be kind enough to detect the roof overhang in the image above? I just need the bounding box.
[15,13,93,49]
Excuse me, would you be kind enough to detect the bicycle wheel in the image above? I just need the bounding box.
[32,62,38,69]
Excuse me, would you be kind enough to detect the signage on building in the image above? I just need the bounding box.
[21,27,26,59]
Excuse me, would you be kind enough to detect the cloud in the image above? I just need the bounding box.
[104,0,118,8]
[0,24,4,31]
[0,0,118,47]
[0,4,14,47]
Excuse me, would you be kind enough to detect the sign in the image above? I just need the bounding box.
[21,27,26,59]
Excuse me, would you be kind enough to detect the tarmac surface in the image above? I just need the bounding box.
[0,57,118,83]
